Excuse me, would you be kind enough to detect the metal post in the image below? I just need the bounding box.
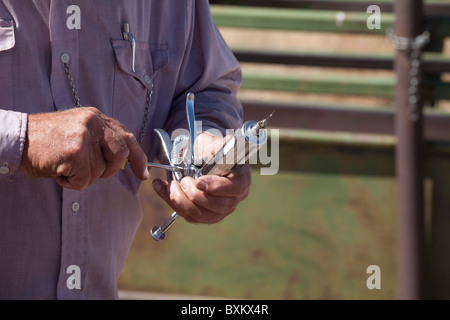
[394,0,426,300]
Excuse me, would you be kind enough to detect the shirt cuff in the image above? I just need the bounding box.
[0,109,27,181]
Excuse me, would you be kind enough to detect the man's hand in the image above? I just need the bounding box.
[152,132,251,224]
[20,107,148,190]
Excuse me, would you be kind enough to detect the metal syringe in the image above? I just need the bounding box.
[150,111,273,241]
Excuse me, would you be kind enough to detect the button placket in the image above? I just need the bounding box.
[49,0,79,111]
[58,188,87,299]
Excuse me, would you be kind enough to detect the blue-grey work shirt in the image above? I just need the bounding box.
[0,0,242,299]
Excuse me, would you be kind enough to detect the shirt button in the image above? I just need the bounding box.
[61,53,70,63]
[71,202,80,212]
[144,74,151,84]
[0,164,9,175]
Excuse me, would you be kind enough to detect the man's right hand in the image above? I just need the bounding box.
[20,107,149,190]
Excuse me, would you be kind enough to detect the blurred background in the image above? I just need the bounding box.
[118,0,450,299]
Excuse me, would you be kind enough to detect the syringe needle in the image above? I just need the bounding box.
[258,110,275,129]
[252,111,275,135]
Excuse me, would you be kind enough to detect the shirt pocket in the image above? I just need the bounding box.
[0,19,15,110]
[111,39,168,146]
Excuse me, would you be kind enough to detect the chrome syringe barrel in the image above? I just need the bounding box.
[195,118,269,178]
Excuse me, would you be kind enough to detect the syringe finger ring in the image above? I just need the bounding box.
[151,212,179,241]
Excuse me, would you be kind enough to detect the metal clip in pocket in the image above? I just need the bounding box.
[122,23,136,73]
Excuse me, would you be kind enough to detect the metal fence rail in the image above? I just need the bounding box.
[210,0,450,17]
[211,5,393,33]
[242,101,450,142]
[233,50,450,73]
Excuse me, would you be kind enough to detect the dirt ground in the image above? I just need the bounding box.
[219,27,450,110]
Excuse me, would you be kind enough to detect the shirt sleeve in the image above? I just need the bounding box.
[166,0,243,135]
[0,109,27,181]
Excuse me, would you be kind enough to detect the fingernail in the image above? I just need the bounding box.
[197,181,208,192]
[144,168,150,180]
[152,180,161,193]
[180,179,189,192]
